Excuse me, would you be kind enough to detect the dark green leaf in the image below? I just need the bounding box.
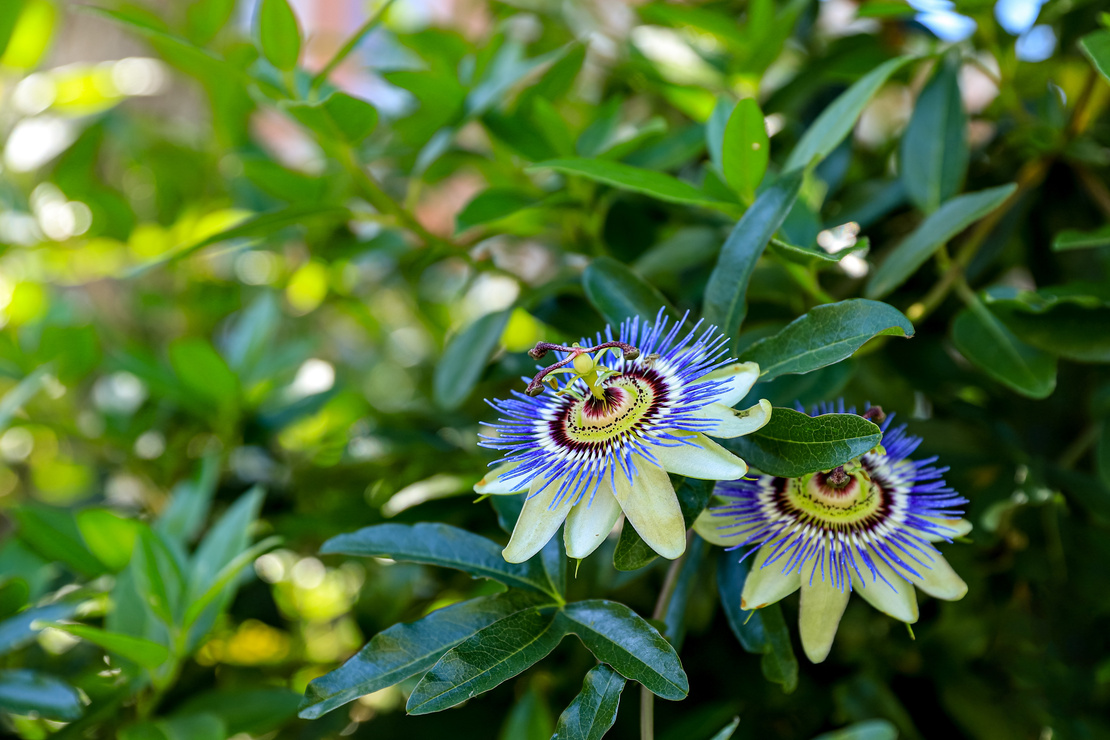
[182,536,280,629]
[321,523,557,595]
[1053,225,1110,251]
[301,590,551,719]
[767,236,870,267]
[741,299,914,381]
[540,536,566,599]
[0,669,83,721]
[529,159,734,210]
[13,507,105,578]
[552,664,626,740]
[661,536,706,648]
[257,0,300,70]
[758,603,798,692]
[721,98,769,200]
[727,407,882,477]
[901,53,967,213]
[1080,30,1110,85]
[952,302,1056,399]
[407,606,565,714]
[558,600,688,700]
[0,579,28,622]
[499,686,554,740]
[784,57,912,171]
[710,717,741,740]
[156,453,221,545]
[582,257,677,327]
[703,169,805,350]
[456,189,541,233]
[433,309,511,410]
[43,623,169,668]
[612,525,658,572]
[984,290,1110,363]
[1098,427,1110,491]
[132,528,184,627]
[175,689,301,736]
[122,713,227,740]
[168,338,239,411]
[865,184,1016,298]
[717,549,766,654]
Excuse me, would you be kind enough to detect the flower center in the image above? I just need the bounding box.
[782,470,884,527]
[559,373,659,445]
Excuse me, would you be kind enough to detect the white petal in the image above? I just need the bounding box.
[564,480,622,559]
[652,433,748,480]
[502,476,570,563]
[740,543,801,610]
[852,550,919,624]
[611,459,686,560]
[921,517,972,542]
[700,361,760,407]
[474,461,528,494]
[905,552,968,601]
[693,399,773,439]
[798,566,850,664]
[692,509,739,547]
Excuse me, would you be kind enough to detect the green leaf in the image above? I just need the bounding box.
[406,606,566,715]
[582,257,678,327]
[122,713,227,740]
[0,669,83,721]
[0,1,27,59]
[1098,426,1110,491]
[132,528,185,627]
[727,407,882,477]
[721,98,769,200]
[552,664,626,740]
[1080,30,1110,85]
[767,236,870,267]
[612,524,659,572]
[558,600,688,700]
[758,603,798,692]
[865,184,1016,298]
[156,453,221,545]
[257,0,300,70]
[321,523,558,595]
[710,717,741,740]
[1053,225,1110,251]
[529,159,734,210]
[182,536,281,629]
[0,365,49,434]
[433,309,511,410]
[952,302,1056,399]
[76,509,140,573]
[185,0,236,45]
[168,338,239,411]
[741,299,914,381]
[901,53,967,213]
[0,579,28,622]
[13,507,105,578]
[456,189,541,233]
[784,56,912,171]
[703,170,805,350]
[978,287,1110,363]
[283,92,378,144]
[499,686,554,740]
[43,623,169,668]
[0,600,80,655]
[812,720,898,740]
[300,590,550,719]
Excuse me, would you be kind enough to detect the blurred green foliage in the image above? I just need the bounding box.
[1,0,1109,738]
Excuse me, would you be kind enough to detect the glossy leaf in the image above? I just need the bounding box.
[583,257,677,327]
[721,98,769,200]
[1053,226,1110,251]
[300,591,551,719]
[321,523,558,595]
[727,407,882,477]
[529,159,733,210]
[703,169,805,350]
[257,0,300,70]
[558,600,688,700]
[952,302,1056,399]
[552,664,626,740]
[44,622,170,668]
[784,57,912,171]
[433,309,511,410]
[1080,30,1110,85]
[0,600,80,655]
[865,184,1016,298]
[758,603,798,692]
[812,720,898,740]
[0,669,83,721]
[901,53,967,213]
[742,299,914,381]
[407,606,565,714]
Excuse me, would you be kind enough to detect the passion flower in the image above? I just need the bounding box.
[478,310,771,563]
[701,402,971,663]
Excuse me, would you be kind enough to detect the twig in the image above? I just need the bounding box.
[640,531,693,740]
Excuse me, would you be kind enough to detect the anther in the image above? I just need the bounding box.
[826,466,850,489]
[524,340,641,396]
[861,406,885,424]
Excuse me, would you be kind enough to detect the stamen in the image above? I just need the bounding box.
[861,406,886,424]
[524,340,641,397]
[826,466,850,489]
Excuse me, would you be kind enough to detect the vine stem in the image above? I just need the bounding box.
[640,531,693,740]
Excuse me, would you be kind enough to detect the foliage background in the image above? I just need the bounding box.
[1,0,1109,738]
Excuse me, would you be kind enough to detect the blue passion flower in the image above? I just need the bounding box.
[477,310,772,563]
[699,402,970,663]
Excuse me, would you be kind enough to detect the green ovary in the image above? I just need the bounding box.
[784,471,883,528]
[563,376,656,445]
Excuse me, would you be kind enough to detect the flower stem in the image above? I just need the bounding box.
[640,531,693,740]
